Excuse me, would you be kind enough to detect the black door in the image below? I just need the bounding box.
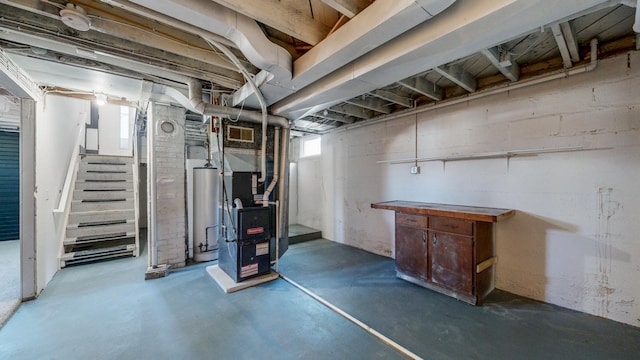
[0,130,19,241]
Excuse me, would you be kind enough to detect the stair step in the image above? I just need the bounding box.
[71,199,134,212]
[80,163,132,173]
[73,189,134,201]
[74,180,133,190]
[81,155,133,165]
[68,219,128,229]
[61,244,136,266]
[64,232,135,246]
[69,209,135,225]
[289,231,323,244]
[66,221,135,238]
[77,172,132,181]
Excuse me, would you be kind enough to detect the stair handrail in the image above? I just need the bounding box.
[131,112,141,257]
[53,126,84,213]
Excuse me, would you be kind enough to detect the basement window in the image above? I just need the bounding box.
[301,136,321,158]
[227,125,254,143]
[119,106,130,149]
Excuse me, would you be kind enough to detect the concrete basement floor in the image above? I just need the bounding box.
[1,238,639,359]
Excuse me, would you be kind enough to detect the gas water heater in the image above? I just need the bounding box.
[192,166,219,262]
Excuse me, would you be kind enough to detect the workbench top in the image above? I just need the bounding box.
[371,201,515,223]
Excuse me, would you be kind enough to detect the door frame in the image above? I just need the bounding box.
[20,98,37,300]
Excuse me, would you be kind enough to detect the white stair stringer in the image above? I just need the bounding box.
[61,154,138,267]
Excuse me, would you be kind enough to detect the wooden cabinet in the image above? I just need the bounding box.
[429,229,474,295]
[372,201,515,305]
[395,223,428,281]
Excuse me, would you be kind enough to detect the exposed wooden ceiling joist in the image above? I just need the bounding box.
[209,0,331,45]
[369,89,412,108]
[88,17,238,73]
[321,0,370,18]
[551,23,574,68]
[480,47,520,82]
[560,22,581,62]
[397,78,444,101]
[311,111,354,124]
[329,103,375,119]
[345,96,391,114]
[434,65,477,93]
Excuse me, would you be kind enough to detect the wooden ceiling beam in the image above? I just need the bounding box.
[345,96,391,114]
[560,22,580,62]
[369,89,413,108]
[329,103,375,119]
[321,0,370,18]
[311,112,355,124]
[551,23,573,68]
[210,0,331,45]
[434,64,477,93]
[481,46,520,82]
[397,77,444,101]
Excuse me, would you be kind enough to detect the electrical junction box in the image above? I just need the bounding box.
[410,165,420,174]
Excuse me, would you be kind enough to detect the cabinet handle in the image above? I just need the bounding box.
[422,231,426,243]
[433,234,437,245]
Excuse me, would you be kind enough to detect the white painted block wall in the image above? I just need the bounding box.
[149,104,186,268]
[298,53,640,326]
[35,95,88,292]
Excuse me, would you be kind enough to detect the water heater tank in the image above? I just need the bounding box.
[193,167,219,262]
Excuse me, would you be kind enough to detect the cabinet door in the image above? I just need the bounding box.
[395,225,428,280]
[429,231,473,295]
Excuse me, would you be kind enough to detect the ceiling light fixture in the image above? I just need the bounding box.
[59,3,91,32]
[95,93,107,106]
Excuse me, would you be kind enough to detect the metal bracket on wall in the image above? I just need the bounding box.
[377,146,613,172]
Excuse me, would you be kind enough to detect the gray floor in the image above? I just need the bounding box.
[0,240,20,328]
[1,239,639,359]
[288,224,322,244]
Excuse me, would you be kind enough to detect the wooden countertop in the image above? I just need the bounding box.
[371,201,515,222]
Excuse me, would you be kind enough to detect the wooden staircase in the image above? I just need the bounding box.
[61,154,138,267]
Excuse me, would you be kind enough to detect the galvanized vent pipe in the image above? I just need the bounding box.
[187,78,288,128]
